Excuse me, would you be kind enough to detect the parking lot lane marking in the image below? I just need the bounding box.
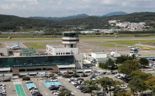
[21,85,27,96]
[15,84,27,96]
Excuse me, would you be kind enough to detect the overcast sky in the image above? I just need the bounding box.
[0,0,154,17]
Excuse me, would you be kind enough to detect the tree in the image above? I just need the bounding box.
[114,89,131,96]
[84,80,100,93]
[99,58,117,71]
[145,77,155,96]
[139,58,149,67]
[131,70,152,81]
[129,78,148,95]
[116,55,134,64]
[58,89,71,96]
[145,76,155,89]
[118,59,140,75]
[106,58,116,70]
[98,77,118,96]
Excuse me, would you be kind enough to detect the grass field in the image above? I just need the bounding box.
[0,35,155,50]
[0,37,59,42]
[81,38,155,50]
[22,38,155,50]
[24,42,59,49]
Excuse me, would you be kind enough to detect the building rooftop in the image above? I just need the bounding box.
[21,48,36,56]
[63,31,77,34]
[46,44,64,48]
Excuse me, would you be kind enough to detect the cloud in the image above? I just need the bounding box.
[0,0,155,17]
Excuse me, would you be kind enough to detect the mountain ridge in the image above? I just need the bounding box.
[0,12,155,31]
[104,11,127,16]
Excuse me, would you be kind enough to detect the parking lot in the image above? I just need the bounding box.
[4,82,16,96]
[0,66,133,96]
[0,77,60,96]
[0,75,82,96]
[58,77,90,96]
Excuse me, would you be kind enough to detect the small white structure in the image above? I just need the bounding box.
[57,64,75,69]
[129,47,139,57]
[80,30,95,34]
[91,52,108,59]
[110,51,121,57]
[0,48,8,56]
[0,68,11,72]
[83,52,108,64]
[89,52,108,67]
[108,20,118,24]
[57,64,76,73]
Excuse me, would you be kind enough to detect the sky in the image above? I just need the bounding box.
[0,0,154,17]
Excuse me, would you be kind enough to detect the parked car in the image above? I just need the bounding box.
[32,92,42,96]
[22,76,30,81]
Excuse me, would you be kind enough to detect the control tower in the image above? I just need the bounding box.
[46,31,79,56]
[62,31,79,48]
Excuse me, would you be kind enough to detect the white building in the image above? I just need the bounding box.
[0,48,8,56]
[110,51,121,58]
[108,20,118,24]
[91,52,108,59]
[115,22,146,31]
[46,45,78,56]
[80,30,96,34]
[108,19,148,31]
[46,31,79,56]
[108,20,120,26]
[83,52,108,65]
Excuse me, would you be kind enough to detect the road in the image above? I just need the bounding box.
[58,77,90,96]
[5,82,17,96]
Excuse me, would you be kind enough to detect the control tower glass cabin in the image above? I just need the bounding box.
[62,32,79,48]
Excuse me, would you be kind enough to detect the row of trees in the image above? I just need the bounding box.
[84,77,131,96]
[98,55,155,95]
[99,55,149,73]
[118,56,155,95]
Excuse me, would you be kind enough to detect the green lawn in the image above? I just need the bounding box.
[0,36,154,50]
[81,38,155,49]
[0,37,59,41]
[24,42,59,49]
[108,40,155,46]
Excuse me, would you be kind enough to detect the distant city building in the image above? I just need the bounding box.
[108,20,148,31]
[108,20,120,26]
[80,30,96,34]
[116,22,146,31]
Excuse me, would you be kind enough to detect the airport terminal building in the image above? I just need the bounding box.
[0,55,75,74]
[0,32,79,75]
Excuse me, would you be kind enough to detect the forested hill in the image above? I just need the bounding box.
[0,14,56,31]
[0,12,155,32]
[107,12,155,22]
